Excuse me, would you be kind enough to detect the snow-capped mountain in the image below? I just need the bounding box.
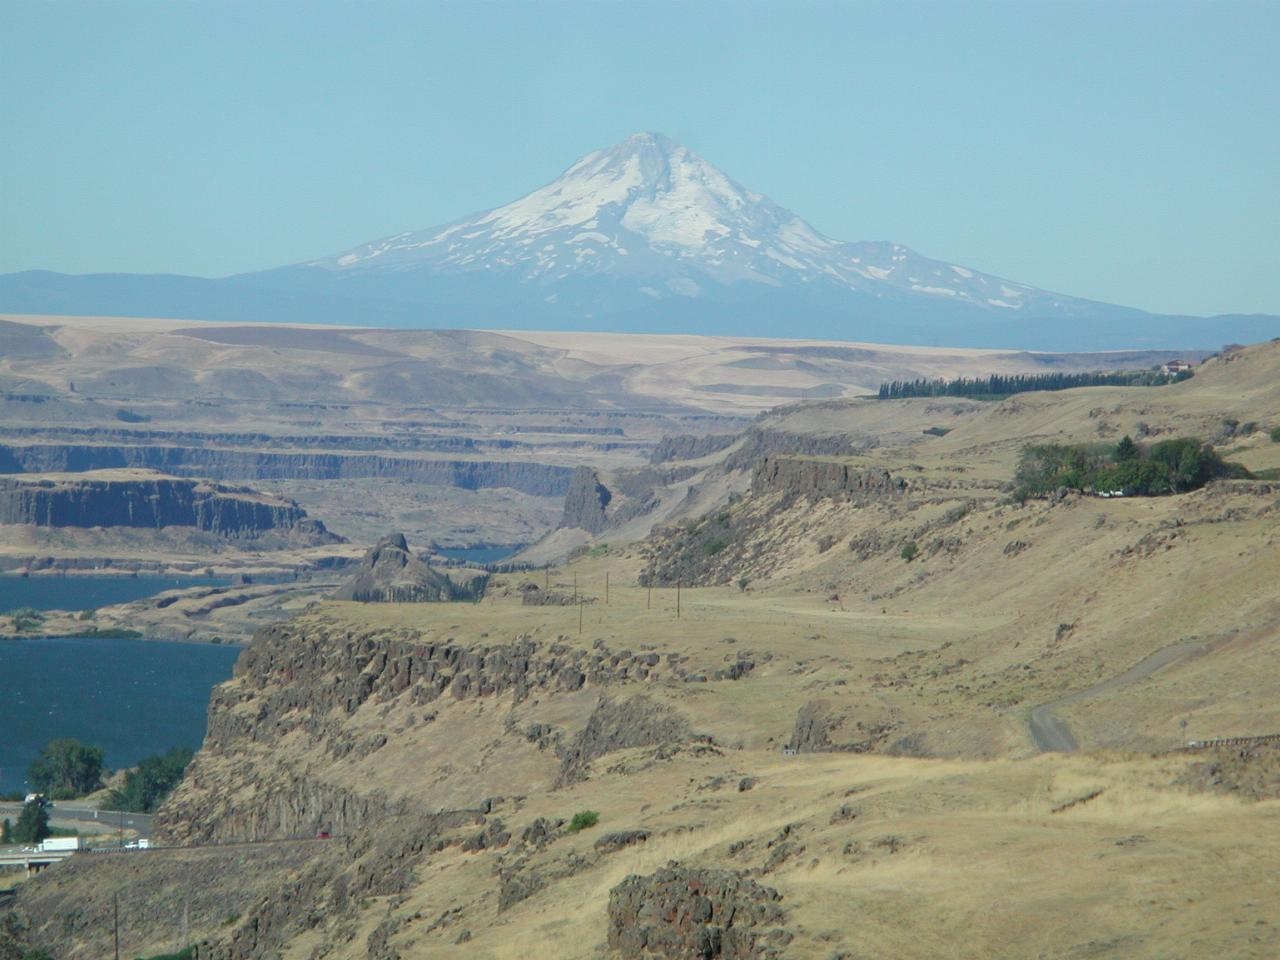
[2,132,1274,348]
[297,132,1069,320]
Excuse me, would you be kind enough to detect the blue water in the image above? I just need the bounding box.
[0,575,231,614]
[0,637,241,795]
[434,545,521,564]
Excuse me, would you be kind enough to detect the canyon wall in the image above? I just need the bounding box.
[0,442,574,496]
[0,474,337,541]
[750,455,907,501]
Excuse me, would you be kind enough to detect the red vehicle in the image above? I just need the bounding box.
[315,830,331,839]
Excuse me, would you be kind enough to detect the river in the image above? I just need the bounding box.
[0,574,232,614]
[0,636,240,796]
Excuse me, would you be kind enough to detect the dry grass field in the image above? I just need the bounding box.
[7,339,1279,959]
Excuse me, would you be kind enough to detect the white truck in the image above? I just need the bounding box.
[37,837,81,852]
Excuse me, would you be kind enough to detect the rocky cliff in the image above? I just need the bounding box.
[157,616,698,846]
[608,866,790,959]
[723,425,863,471]
[331,533,482,602]
[750,455,907,501]
[649,432,738,464]
[0,471,339,542]
[0,442,574,496]
[559,466,613,532]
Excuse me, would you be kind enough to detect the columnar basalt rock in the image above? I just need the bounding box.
[560,466,613,532]
[0,443,575,496]
[751,455,907,502]
[607,865,790,959]
[157,620,700,844]
[0,472,338,542]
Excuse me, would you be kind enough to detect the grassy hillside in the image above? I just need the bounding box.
[10,340,1280,960]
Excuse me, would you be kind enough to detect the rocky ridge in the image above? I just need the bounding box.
[331,533,482,603]
[750,456,908,502]
[0,471,339,543]
[0,442,574,496]
[608,865,791,959]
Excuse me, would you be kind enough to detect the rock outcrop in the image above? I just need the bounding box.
[649,433,738,464]
[158,622,682,844]
[751,456,907,502]
[723,426,862,472]
[787,699,839,753]
[0,471,339,543]
[607,866,790,959]
[557,695,695,785]
[331,533,482,603]
[560,466,613,533]
[0,442,574,496]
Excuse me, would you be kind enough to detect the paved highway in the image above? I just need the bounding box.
[0,803,154,838]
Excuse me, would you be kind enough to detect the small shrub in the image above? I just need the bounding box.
[1271,426,1280,443]
[900,542,919,562]
[701,538,728,556]
[567,810,599,832]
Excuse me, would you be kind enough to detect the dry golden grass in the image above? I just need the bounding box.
[107,342,1280,958]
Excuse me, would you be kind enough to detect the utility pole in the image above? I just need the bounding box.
[113,891,120,960]
[676,581,681,619]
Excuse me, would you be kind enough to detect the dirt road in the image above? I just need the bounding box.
[1027,638,1212,752]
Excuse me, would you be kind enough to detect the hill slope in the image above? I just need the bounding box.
[9,343,1278,960]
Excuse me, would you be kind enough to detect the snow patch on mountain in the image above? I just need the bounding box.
[299,132,1127,325]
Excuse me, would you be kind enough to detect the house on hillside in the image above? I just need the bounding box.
[1161,359,1195,376]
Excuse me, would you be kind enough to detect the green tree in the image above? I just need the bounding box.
[1,817,11,843]
[27,738,104,800]
[103,747,194,813]
[12,800,50,844]
[1115,435,1139,461]
[1148,437,1228,492]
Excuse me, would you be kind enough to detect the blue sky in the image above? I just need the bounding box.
[2,0,1276,316]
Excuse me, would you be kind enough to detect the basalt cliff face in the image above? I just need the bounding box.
[559,466,614,533]
[0,472,339,542]
[156,613,702,846]
[0,443,575,496]
[750,456,908,502]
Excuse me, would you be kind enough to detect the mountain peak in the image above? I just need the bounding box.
[300,134,1099,328]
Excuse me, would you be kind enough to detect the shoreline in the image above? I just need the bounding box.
[0,631,250,647]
